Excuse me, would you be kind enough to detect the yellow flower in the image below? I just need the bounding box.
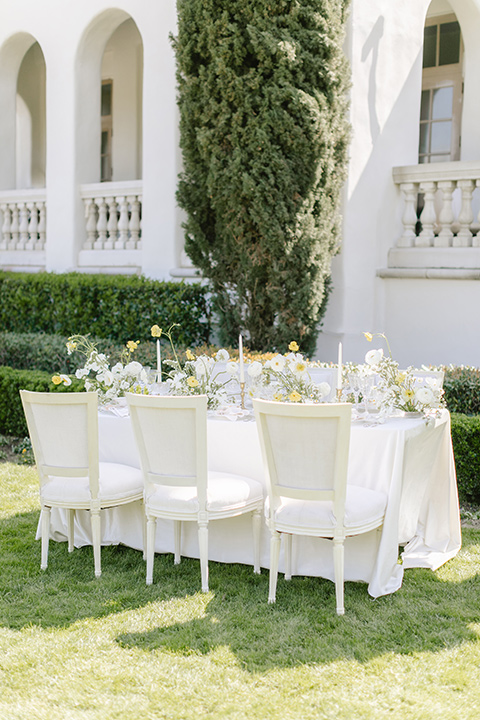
[127,340,139,353]
[186,349,195,361]
[187,377,199,388]
[363,332,373,342]
[289,341,299,352]
[396,372,407,385]
[66,340,77,354]
[273,391,284,402]
[51,375,62,385]
[289,391,302,403]
[151,325,162,338]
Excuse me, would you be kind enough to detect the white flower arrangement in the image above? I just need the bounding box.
[165,347,236,409]
[247,344,331,403]
[63,335,147,403]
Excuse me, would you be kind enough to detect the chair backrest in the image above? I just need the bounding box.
[20,390,100,495]
[126,394,208,508]
[253,399,352,526]
[410,370,444,389]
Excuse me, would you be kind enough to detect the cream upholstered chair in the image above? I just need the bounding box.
[20,390,144,578]
[253,399,387,615]
[126,394,264,590]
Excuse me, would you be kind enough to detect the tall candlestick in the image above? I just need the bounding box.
[239,334,245,383]
[156,339,162,376]
[337,341,343,391]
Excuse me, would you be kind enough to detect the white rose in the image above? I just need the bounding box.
[226,361,238,375]
[365,348,384,366]
[415,386,434,406]
[124,361,143,377]
[247,361,263,378]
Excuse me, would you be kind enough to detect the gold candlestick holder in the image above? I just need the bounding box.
[336,387,343,402]
[240,381,246,409]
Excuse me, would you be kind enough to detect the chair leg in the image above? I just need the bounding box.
[173,520,181,565]
[333,537,345,615]
[146,516,156,585]
[41,506,51,570]
[141,504,147,561]
[284,533,292,580]
[252,508,261,574]
[67,508,75,552]
[198,519,209,592]
[90,509,102,578]
[268,530,281,603]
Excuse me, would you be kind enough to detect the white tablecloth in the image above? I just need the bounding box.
[43,409,461,598]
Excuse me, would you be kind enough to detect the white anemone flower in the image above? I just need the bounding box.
[289,358,308,378]
[75,367,89,379]
[111,362,124,375]
[270,354,286,372]
[247,361,263,378]
[365,348,384,366]
[215,349,230,363]
[59,374,72,386]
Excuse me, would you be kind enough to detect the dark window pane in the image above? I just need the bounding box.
[420,90,431,121]
[101,130,109,154]
[431,86,453,120]
[439,21,460,65]
[101,82,112,117]
[423,25,437,68]
[419,123,429,155]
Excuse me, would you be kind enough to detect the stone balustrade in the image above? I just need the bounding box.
[0,190,47,251]
[80,180,142,250]
[393,161,480,248]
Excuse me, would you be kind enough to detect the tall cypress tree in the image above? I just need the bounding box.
[174,0,350,356]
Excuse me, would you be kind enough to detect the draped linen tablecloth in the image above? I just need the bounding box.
[42,408,461,598]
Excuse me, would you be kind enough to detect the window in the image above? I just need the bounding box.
[419,15,463,163]
[101,80,113,182]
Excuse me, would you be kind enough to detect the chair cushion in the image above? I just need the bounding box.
[270,484,387,533]
[40,462,143,506]
[146,471,264,516]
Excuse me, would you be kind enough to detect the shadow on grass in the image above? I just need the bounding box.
[2,510,480,672]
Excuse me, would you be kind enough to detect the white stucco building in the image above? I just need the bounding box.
[0,0,479,366]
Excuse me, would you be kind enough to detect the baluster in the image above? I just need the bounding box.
[26,202,38,250]
[137,197,143,250]
[95,197,108,249]
[435,180,454,247]
[454,179,474,247]
[127,195,141,249]
[106,197,118,249]
[9,204,20,250]
[0,204,11,250]
[115,196,129,249]
[474,180,480,247]
[37,202,46,250]
[416,181,436,247]
[397,183,418,247]
[84,199,97,249]
[17,203,29,250]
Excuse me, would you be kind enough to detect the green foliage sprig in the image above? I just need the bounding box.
[174,0,350,355]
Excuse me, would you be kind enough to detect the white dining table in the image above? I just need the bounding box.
[43,408,461,598]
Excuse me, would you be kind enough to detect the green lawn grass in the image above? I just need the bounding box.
[1,462,479,720]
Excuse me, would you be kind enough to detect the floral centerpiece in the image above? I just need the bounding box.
[61,334,147,403]
[247,342,331,403]
[362,333,444,415]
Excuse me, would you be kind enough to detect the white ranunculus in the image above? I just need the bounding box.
[111,362,123,375]
[317,382,331,399]
[98,370,114,387]
[75,367,89,379]
[226,361,238,375]
[216,348,230,363]
[247,361,263,378]
[124,361,143,377]
[270,354,286,372]
[365,348,384,366]
[415,386,434,406]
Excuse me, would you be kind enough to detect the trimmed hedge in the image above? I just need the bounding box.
[0,271,211,347]
[450,413,480,504]
[443,367,480,415]
[0,367,84,437]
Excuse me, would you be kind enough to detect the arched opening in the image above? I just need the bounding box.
[100,19,143,182]
[420,0,464,163]
[16,41,46,188]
